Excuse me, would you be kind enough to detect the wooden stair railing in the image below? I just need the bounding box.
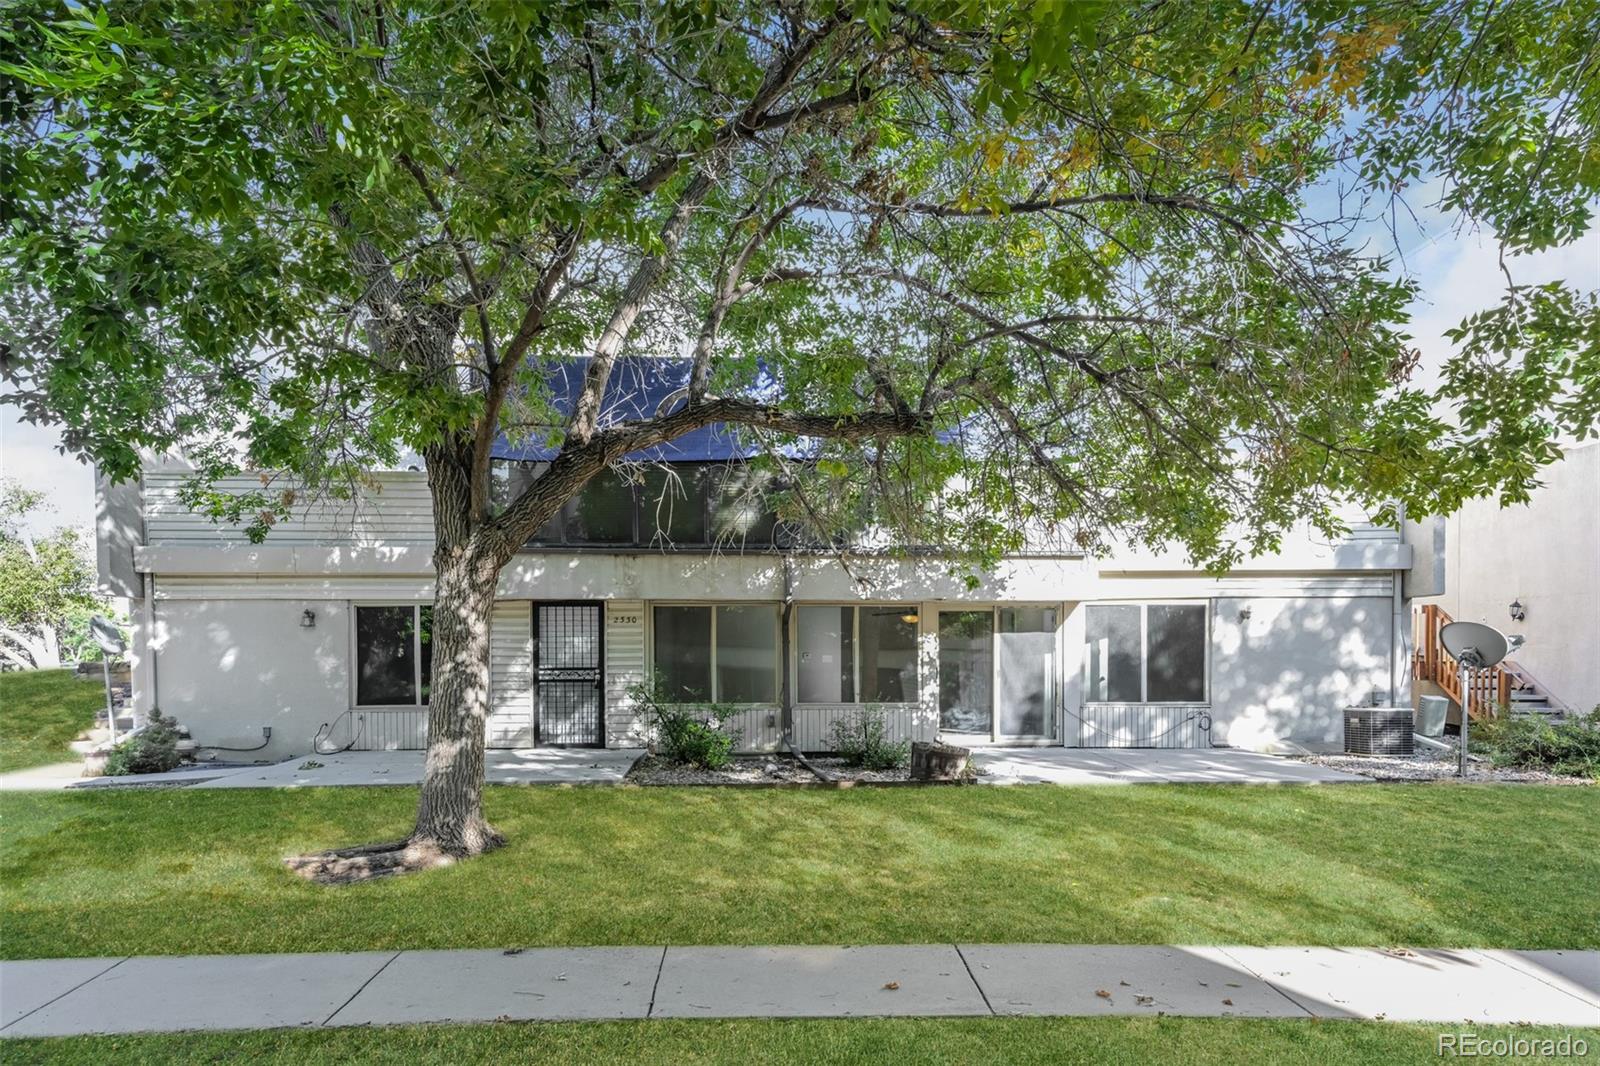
[1411,603,1511,721]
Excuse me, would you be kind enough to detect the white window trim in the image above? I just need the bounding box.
[935,603,1063,742]
[1081,600,1211,706]
[648,601,782,705]
[350,602,431,709]
[792,602,923,707]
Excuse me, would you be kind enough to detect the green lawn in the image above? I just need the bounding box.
[2,783,1595,959]
[0,668,101,774]
[4,1018,1596,1065]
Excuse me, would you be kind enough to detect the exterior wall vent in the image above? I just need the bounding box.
[1344,706,1415,756]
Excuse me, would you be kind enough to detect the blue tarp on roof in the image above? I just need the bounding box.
[491,357,761,463]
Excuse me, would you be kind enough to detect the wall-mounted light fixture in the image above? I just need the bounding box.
[1509,599,1526,622]
[900,610,921,625]
[300,609,317,628]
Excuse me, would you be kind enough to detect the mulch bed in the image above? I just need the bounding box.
[625,753,911,785]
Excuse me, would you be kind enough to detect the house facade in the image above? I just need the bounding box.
[97,455,1419,762]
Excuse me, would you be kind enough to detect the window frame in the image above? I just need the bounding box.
[934,603,1062,741]
[649,601,782,705]
[793,603,923,706]
[349,602,433,709]
[1082,600,1210,706]
[493,459,787,550]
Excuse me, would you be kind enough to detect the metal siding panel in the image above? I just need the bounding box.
[143,472,435,546]
[792,704,932,752]
[352,709,427,751]
[1076,703,1211,748]
[604,601,647,747]
[489,601,534,747]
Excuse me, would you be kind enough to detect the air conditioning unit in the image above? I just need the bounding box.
[1344,707,1415,756]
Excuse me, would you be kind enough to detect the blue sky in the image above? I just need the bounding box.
[3,202,1597,540]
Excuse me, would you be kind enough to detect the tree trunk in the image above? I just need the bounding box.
[287,446,512,884]
[412,546,503,856]
[909,740,971,782]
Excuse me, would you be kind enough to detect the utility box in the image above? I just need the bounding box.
[1344,707,1415,756]
[1415,695,1449,738]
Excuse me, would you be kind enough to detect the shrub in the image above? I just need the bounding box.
[830,706,910,771]
[627,676,742,771]
[1472,707,1600,779]
[103,709,184,776]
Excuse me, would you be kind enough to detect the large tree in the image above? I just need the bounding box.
[3,1,1596,877]
[0,481,98,671]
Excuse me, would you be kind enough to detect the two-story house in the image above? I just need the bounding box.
[95,359,1418,762]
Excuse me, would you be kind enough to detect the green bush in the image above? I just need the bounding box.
[628,676,742,771]
[1472,707,1600,779]
[104,710,184,776]
[830,706,910,771]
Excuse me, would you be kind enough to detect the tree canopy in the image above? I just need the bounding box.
[3,0,1597,569]
[0,480,99,670]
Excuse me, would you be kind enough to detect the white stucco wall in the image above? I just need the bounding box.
[1423,442,1600,713]
[150,598,352,760]
[1209,596,1395,752]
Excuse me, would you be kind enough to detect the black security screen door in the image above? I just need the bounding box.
[534,603,604,747]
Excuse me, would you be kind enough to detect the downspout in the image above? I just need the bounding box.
[1392,501,1408,708]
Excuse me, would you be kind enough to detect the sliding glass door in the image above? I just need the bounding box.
[938,606,1059,741]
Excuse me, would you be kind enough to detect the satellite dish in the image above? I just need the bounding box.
[89,615,125,657]
[1440,621,1509,670]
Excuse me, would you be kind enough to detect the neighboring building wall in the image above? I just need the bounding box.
[1421,442,1600,713]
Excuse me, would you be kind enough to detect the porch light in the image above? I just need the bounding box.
[1509,599,1526,622]
[300,609,317,628]
[900,610,920,625]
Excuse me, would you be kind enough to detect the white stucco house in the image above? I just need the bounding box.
[94,364,1423,761]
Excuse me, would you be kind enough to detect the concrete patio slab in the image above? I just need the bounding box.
[958,944,1310,1018]
[1219,947,1600,1025]
[972,747,1370,785]
[328,947,662,1026]
[1,952,396,1037]
[60,749,641,791]
[651,945,990,1018]
[197,749,641,788]
[0,958,124,1028]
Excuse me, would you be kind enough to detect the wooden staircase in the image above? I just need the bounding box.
[1412,604,1568,722]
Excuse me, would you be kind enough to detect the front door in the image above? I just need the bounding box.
[534,602,604,747]
[937,606,1058,743]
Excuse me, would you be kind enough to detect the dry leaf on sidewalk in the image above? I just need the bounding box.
[883,981,899,990]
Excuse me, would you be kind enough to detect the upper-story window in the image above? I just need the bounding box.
[491,460,782,549]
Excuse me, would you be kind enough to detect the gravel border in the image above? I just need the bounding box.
[1295,741,1596,785]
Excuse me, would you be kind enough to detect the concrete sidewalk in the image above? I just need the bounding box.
[2,945,1594,1037]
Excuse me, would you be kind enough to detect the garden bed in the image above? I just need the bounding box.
[624,753,911,785]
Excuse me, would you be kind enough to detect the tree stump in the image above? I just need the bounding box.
[910,741,971,782]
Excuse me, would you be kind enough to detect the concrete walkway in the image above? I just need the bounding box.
[51,749,643,791]
[1,746,1369,792]
[971,748,1369,785]
[2,945,1593,1036]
